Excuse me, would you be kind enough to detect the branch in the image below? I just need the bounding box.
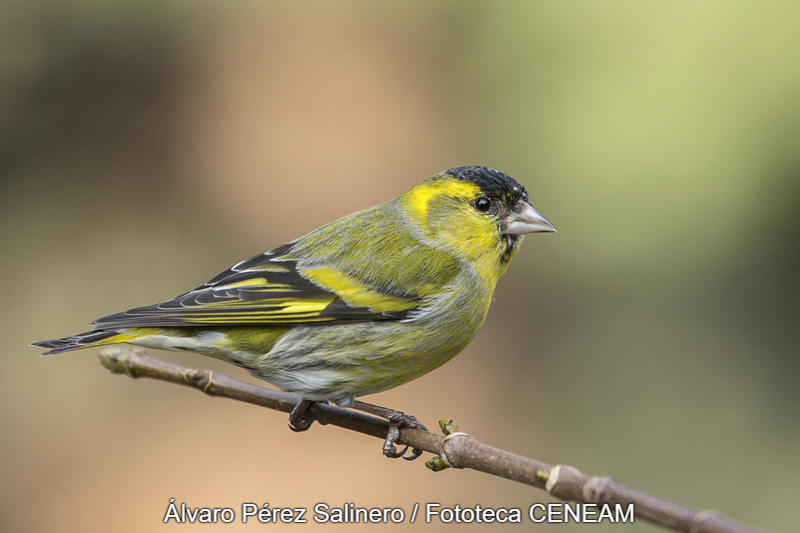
[98,348,767,533]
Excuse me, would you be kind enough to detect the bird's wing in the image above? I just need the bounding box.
[92,235,459,329]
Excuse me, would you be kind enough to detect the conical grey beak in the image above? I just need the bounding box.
[501,200,557,234]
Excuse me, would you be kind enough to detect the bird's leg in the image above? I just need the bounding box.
[352,401,427,461]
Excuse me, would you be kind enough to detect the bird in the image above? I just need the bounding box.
[33,166,556,459]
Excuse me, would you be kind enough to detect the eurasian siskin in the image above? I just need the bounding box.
[34,166,556,457]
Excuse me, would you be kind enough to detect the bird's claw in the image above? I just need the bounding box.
[382,411,427,461]
[288,399,315,432]
[404,447,424,461]
[384,444,409,458]
[288,418,313,432]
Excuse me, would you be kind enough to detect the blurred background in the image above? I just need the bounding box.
[2,1,798,531]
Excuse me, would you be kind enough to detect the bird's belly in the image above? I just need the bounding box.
[253,312,484,406]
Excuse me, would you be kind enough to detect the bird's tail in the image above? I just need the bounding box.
[32,330,136,355]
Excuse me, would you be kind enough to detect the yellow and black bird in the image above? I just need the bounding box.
[34,166,556,458]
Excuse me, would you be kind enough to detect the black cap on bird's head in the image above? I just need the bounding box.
[440,166,557,235]
[445,166,525,197]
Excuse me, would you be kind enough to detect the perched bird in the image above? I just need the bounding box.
[33,166,556,458]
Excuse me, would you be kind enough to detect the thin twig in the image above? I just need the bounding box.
[98,348,768,533]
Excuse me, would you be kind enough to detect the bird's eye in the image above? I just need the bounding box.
[474,197,492,212]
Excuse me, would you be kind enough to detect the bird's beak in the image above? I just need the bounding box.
[501,199,557,235]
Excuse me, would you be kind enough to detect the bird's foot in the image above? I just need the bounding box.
[385,411,427,460]
[288,399,328,432]
[353,401,427,461]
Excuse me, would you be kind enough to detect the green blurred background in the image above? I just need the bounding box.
[2,1,798,531]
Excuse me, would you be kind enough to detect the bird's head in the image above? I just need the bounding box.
[399,166,556,275]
